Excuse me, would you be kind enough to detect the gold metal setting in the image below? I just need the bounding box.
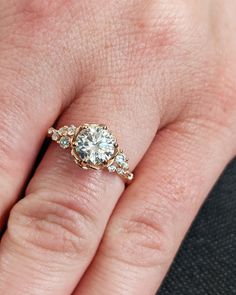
[48,124,134,183]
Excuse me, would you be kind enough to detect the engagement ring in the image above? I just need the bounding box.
[48,124,134,182]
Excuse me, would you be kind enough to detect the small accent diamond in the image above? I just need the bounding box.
[108,165,116,173]
[68,125,76,136]
[115,154,126,165]
[48,127,54,135]
[59,126,68,136]
[52,132,60,141]
[121,162,129,170]
[59,136,70,149]
[117,168,124,175]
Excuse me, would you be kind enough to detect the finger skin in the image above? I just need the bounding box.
[0,0,201,292]
[0,55,166,295]
[1,0,236,295]
[0,0,84,228]
[73,115,236,295]
[0,0,215,226]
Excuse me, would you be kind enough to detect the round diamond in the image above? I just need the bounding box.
[52,132,60,141]
[68,125,76,136]
[75,125,116,166]
[48,127,54,135]
[121,162,129,170]
[108,165,116,173]
[59,126,68,136]
[117,168,124,175]
[115,154,126,165]
[59,136,70,149]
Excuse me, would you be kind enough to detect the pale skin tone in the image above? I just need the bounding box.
[0,0,235,294]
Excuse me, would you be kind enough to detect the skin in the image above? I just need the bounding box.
[0,0,235,294]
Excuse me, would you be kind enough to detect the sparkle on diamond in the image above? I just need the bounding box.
[75,125,116,165]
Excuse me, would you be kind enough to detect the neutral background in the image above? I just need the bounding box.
[157,158,236,295]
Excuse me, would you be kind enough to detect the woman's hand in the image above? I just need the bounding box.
[0,1,235,294]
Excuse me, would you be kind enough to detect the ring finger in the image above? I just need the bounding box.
[0,76,165,295]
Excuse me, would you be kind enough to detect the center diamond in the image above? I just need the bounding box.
[75,124,117,166]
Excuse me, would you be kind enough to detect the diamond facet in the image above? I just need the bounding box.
[75,124,116,166]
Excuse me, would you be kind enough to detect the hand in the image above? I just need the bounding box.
[0,1,235,294]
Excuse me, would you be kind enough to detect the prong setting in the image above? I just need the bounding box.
[48,124,133,182]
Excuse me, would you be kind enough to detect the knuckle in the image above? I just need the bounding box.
[209,87,236,136]
[183,46,236,143]
[104,201,174,268]
[18,0,74,23]
[3,0,79,57]
[181,92,236,152]
[8,191,97,257]
[143,160,191,206]
[204,70,236,132]
[123,0,199,58]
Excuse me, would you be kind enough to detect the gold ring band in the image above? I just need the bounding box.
[48,124,134,182]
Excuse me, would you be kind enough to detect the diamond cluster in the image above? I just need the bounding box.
[48,125,76,149]
[108,152,133,181]
[75,125,116,166]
